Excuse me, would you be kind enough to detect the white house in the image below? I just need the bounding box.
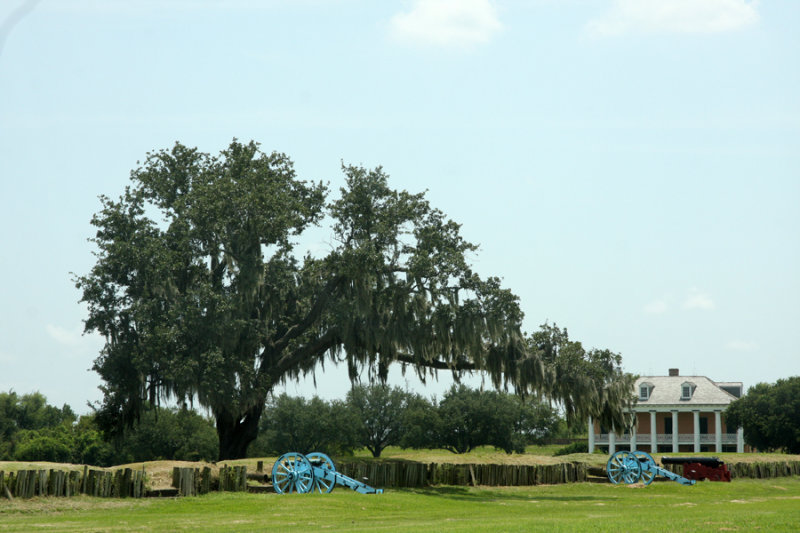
[588,368,745,454]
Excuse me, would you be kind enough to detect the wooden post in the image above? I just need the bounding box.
[256,461,263,473]
[26,471,36,498]
[237,466,247,491]
[181,468,194,496]
[1,472,12,501]
[81,465,88,495]
[218,466,227,491]
[132,468,140,498]
[15,471,23,498]
[113,470,123,498]
[24,471,32,498]
[200,466,212,494]
[35,470,44,497]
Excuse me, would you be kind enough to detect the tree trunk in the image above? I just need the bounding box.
[216,404,263,460]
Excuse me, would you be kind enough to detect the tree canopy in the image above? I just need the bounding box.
[77,140,634,459]
[250,394,357,457]
[346,384,417,458]
[0,391,76,460]
[528,323,635,432]
[725,376,800,454]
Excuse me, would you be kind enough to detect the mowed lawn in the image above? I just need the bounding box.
[1,477,799,532]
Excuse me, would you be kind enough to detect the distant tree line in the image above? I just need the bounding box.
[248,383,563,458]
[1,385,568,465]
[0,391,218,466]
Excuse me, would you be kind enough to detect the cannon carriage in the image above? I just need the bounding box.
[606,451,695,485]
[606,451,732,486]
[661,456,731,482]
[271,452,383,494]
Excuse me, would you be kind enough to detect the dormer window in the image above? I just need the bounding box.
[639,382,652,401]
[681,381,695,400]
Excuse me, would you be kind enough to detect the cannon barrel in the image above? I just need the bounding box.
[660,456,725,468]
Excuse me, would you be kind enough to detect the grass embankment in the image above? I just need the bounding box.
[1,478,799,532]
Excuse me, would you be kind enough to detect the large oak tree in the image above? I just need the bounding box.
[77,140,633,459]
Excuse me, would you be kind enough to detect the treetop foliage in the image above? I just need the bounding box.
[725,376,800,454]
[528,323,635,432]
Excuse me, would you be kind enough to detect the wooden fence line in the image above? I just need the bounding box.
[171,466,215,496]
[335,459,800,488]
[0,468,145,500]
[218,465,248,492]
[2,459,798,500]
[335,461,589,488]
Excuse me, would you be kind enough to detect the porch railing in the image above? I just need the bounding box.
[593,433,738,445]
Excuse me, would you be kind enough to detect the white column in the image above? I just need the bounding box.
[630,424,637,451]
[650,411,657,454]
[715,411,722,452]
[737,427,744,453]
[609,425,616,455]
[588,416,595,453]
[672,411,679,453]
[693,411,700,453]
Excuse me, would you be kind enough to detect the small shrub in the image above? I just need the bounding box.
[554,442,588,456]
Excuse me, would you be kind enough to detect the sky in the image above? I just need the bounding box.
[0,0,798,414]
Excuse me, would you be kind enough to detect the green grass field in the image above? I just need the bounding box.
[2,477,799,532]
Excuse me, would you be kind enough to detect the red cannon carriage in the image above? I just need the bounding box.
[661,456,731,482]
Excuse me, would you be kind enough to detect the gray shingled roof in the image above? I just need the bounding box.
[635,375,740,406]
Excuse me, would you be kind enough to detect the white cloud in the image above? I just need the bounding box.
[46,324,104,357]
[0,349,16,364]
[587,0,759,37]
[683,289,715,310]
[46,324,84,347]
[726,339,758,352]
[643,298,669,314]
[389,0,503,48]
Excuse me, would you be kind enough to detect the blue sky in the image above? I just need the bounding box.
[0,0,797,413]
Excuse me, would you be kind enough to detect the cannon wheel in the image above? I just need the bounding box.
[632,451,656,485]
[606,451,642,484]
[306,452,336,494]
[272,452,314,494]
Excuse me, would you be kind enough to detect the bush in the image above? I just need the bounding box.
[554,442,588,456]
[113,407,219,463]
[14,431,73,463]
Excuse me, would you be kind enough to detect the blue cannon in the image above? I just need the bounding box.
[606,451,696,486]
[271,452,383,494]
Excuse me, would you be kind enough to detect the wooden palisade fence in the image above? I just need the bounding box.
[4,459,799,499]
[335,461,588,488]
[336,459,800,488]
[0,468,145,500]
[171,465,247,496]
[171,466,213,496]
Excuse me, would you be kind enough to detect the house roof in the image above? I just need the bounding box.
[635,375,741,406]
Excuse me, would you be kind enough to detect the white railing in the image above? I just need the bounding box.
[593,433,737,445]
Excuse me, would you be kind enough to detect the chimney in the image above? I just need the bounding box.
[669,368,679,377]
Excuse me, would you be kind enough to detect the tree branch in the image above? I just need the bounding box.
[394,353,478,372]
[269,275,344,354]
[272,327,341,378]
